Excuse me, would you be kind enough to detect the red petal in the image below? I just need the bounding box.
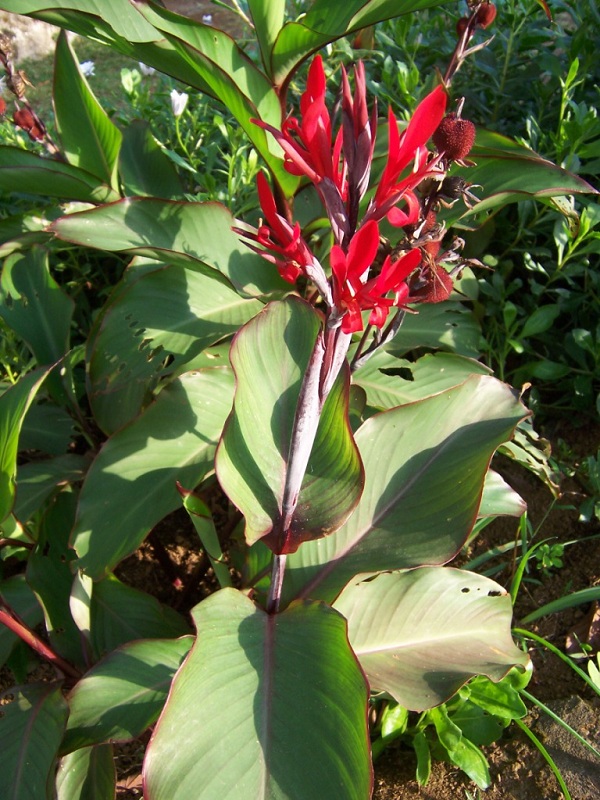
[400,85,447,159]
[346,219,380,281]
[377,248,422,293]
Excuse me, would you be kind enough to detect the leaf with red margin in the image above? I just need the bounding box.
[143,589,372,800]
[216,297,363,554]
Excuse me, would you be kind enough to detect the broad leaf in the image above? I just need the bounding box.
[0,210,57,258]
[479,470,526,519]
[62,637,192,753]
[119,120,183,199]
[271,0,455,84]
[54,31,122,189]
[0,367,50,521]
[0,682,69,800]
[56,745,116,800]
[90,575,190,659]
[0,575,44,667]
[86,263,262,434]
[14,455,86,523]
[0,146,119,203]
[0,247,75,404]
[334,568,529,711]
[352,350,490,410]
[52,199,286,297]
[216,297,363,553]
[248,0,286,75]
[451,129,598,221]
[143,589,371,800]
[283,375,528,603]
[20,401,75,455]
[0,1,160,42]
[72,369,235,578]
[391,301,482,357]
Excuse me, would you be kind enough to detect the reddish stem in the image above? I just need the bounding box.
[0,605,81,681]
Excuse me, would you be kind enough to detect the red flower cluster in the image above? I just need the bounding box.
[244,56,476,335]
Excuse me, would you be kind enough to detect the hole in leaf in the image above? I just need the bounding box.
[381,367,414,381]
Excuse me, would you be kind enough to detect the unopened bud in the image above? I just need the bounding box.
[432,113,476,162]
[456,17,470,38]
[475,2,497,28]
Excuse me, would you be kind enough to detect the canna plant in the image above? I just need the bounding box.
[0,1,596,797]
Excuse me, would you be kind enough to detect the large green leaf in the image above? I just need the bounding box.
[14,455,86,523]
[86,263,262,434]
[88,576,190,660]
[72,369,234,578]
[391,301,482,357]
[62,637,192,753]
[130,1,298,194]
[0,367,51,521]
[0,146,119,203]
[51,199,286,297]
[450,130,598,221]
[334,568,529,711]
[56,745,116,800]
[53,31,122,189]
[143,589,371,800]
[271,0,454,84]
[119,120,183,199]
[248,0,286,76]
[0,1,160,42]
[352,350,490,410]
[0,682,69,800]
[0,575,44,667]
[0,247,75,404]
[282,375,528,603]
[479,470,526,519]
[216,297,363,553]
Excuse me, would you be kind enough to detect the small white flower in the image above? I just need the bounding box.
[202,14,213,23]
[79,60,95,77]
[138,62,156,77]
[170,89,189,118]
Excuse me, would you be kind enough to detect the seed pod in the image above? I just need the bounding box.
[432,113,476,161]
[475,2,497,28]
[13,106,45,141]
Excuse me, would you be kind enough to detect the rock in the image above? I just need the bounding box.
[0,12,57,62]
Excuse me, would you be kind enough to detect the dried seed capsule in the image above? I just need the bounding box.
[432,113,476,161]
[475,2,497,28]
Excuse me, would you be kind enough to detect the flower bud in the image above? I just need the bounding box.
[456,17,470,38]
[432,113,476,162]
[475,2,497,28]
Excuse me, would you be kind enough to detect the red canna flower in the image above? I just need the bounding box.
[331,220,421,333]
[368,85,447,227]
[252,171,313,283]
[254,56,344,191]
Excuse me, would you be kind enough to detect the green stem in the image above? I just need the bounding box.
[513,628,600,696]
[512,718,572,799]
[520,688,600,759]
